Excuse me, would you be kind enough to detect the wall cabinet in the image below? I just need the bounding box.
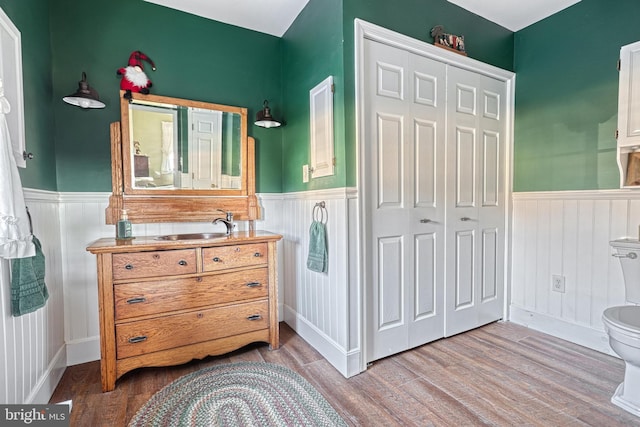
[87,231,281,392]
[617,40,640,187]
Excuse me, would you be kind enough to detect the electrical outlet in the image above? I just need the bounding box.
[303,165,310,183]
[552,275,565,293]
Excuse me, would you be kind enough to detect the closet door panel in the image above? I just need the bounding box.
[377,113,404,208]
[481,227,499,302]
[455,126,477,208]
[482,131,500,207]
[414,119,438,208]
[414,233,437,318]
[454,230,475,309]
[365,39,446,362]
[445,66,507,337]
[378,236,404,329]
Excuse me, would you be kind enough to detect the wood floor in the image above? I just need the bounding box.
[49,321,640,426]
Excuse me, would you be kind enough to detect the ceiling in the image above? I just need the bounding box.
[144,0,581,37]
[446,0,581,32]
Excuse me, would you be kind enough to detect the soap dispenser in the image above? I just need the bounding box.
[116,209,133,240]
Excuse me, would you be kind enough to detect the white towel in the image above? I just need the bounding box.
[0,80,34,259]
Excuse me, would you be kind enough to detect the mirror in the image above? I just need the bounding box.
[106,91,259,225]
[121,92,248,196]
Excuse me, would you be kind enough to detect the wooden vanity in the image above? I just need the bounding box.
[87,231,281,392]
[90,92,281,391]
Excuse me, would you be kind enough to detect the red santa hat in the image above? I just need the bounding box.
[128,51,157,71]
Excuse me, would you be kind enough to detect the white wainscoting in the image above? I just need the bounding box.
[0,189,66,404]
[510,190,640,356]
[9,187,632,403]
[280,188,361,377]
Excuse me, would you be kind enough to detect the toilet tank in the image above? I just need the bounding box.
[611,239,640,304]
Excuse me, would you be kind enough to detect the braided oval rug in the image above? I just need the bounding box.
[128,362,347,427]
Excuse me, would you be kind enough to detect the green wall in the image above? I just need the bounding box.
[281,0,346,192]
[49,0,283,193]
[0,0,56,190]
[514,0,640,191]
[11,0,639,195]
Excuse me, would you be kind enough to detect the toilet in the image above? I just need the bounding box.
[604,239,640,417]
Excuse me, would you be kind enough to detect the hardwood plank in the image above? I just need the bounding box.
[49,322,640,426]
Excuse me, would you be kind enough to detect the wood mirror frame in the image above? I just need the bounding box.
[106,91,260,225]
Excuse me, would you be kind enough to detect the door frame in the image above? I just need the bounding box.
[354,19,516,372]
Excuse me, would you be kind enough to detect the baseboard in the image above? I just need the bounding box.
[66,336,100,366]
[26,345,67,404]
[283,305,362,378]
[509,305,616,357]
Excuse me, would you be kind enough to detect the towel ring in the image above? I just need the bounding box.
[313,201,327,224]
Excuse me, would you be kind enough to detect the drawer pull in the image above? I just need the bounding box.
[178,260,188,266]
[212,257,221,262]
[128,336,147,344]
[246,282,262,288]
[153,254,160,260]
[125,264,134,270]
[247,314,262,321]
[126,297,146,304]
[254,252,262,258]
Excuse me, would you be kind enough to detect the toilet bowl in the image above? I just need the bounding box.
[602,306,640,417]
[605,239,640,417]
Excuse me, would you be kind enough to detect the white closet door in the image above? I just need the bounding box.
[190,109,222,189]
[444,65,506,337]
[364,38,446,362]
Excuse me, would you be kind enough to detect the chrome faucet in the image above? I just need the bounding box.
[213,210,235,235]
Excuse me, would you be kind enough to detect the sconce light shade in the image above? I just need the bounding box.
[255,100,281,128]
[63,72,105,109]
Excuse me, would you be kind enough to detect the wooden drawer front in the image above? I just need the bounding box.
[115,300,268,359]
[203,243,268,272]
[112,249,197,280]
[114,268,269,320]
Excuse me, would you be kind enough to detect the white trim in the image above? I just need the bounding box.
[513,189,640,200]
[281,187,357,200]
[65,336,100,366]
[509,305,616,357]
[58,191,110,203]
[283,305,361,378]
[23,188,61,202]
[26,346,67,404]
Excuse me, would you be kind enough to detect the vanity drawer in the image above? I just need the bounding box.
[112,249,197,280]
[203,243,268,272]
[115,300,269,359]
[114,268,269,320]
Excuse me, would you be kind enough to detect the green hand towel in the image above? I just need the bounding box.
[11,236,48,316]
[307,221,328,273]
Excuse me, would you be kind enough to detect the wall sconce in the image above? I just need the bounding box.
[254,100,281,128]
[62,72,105,109]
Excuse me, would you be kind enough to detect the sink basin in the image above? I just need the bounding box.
[155,232,228,241]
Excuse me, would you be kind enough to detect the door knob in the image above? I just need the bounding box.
[460,217,472,221]
[419,219,432,223]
